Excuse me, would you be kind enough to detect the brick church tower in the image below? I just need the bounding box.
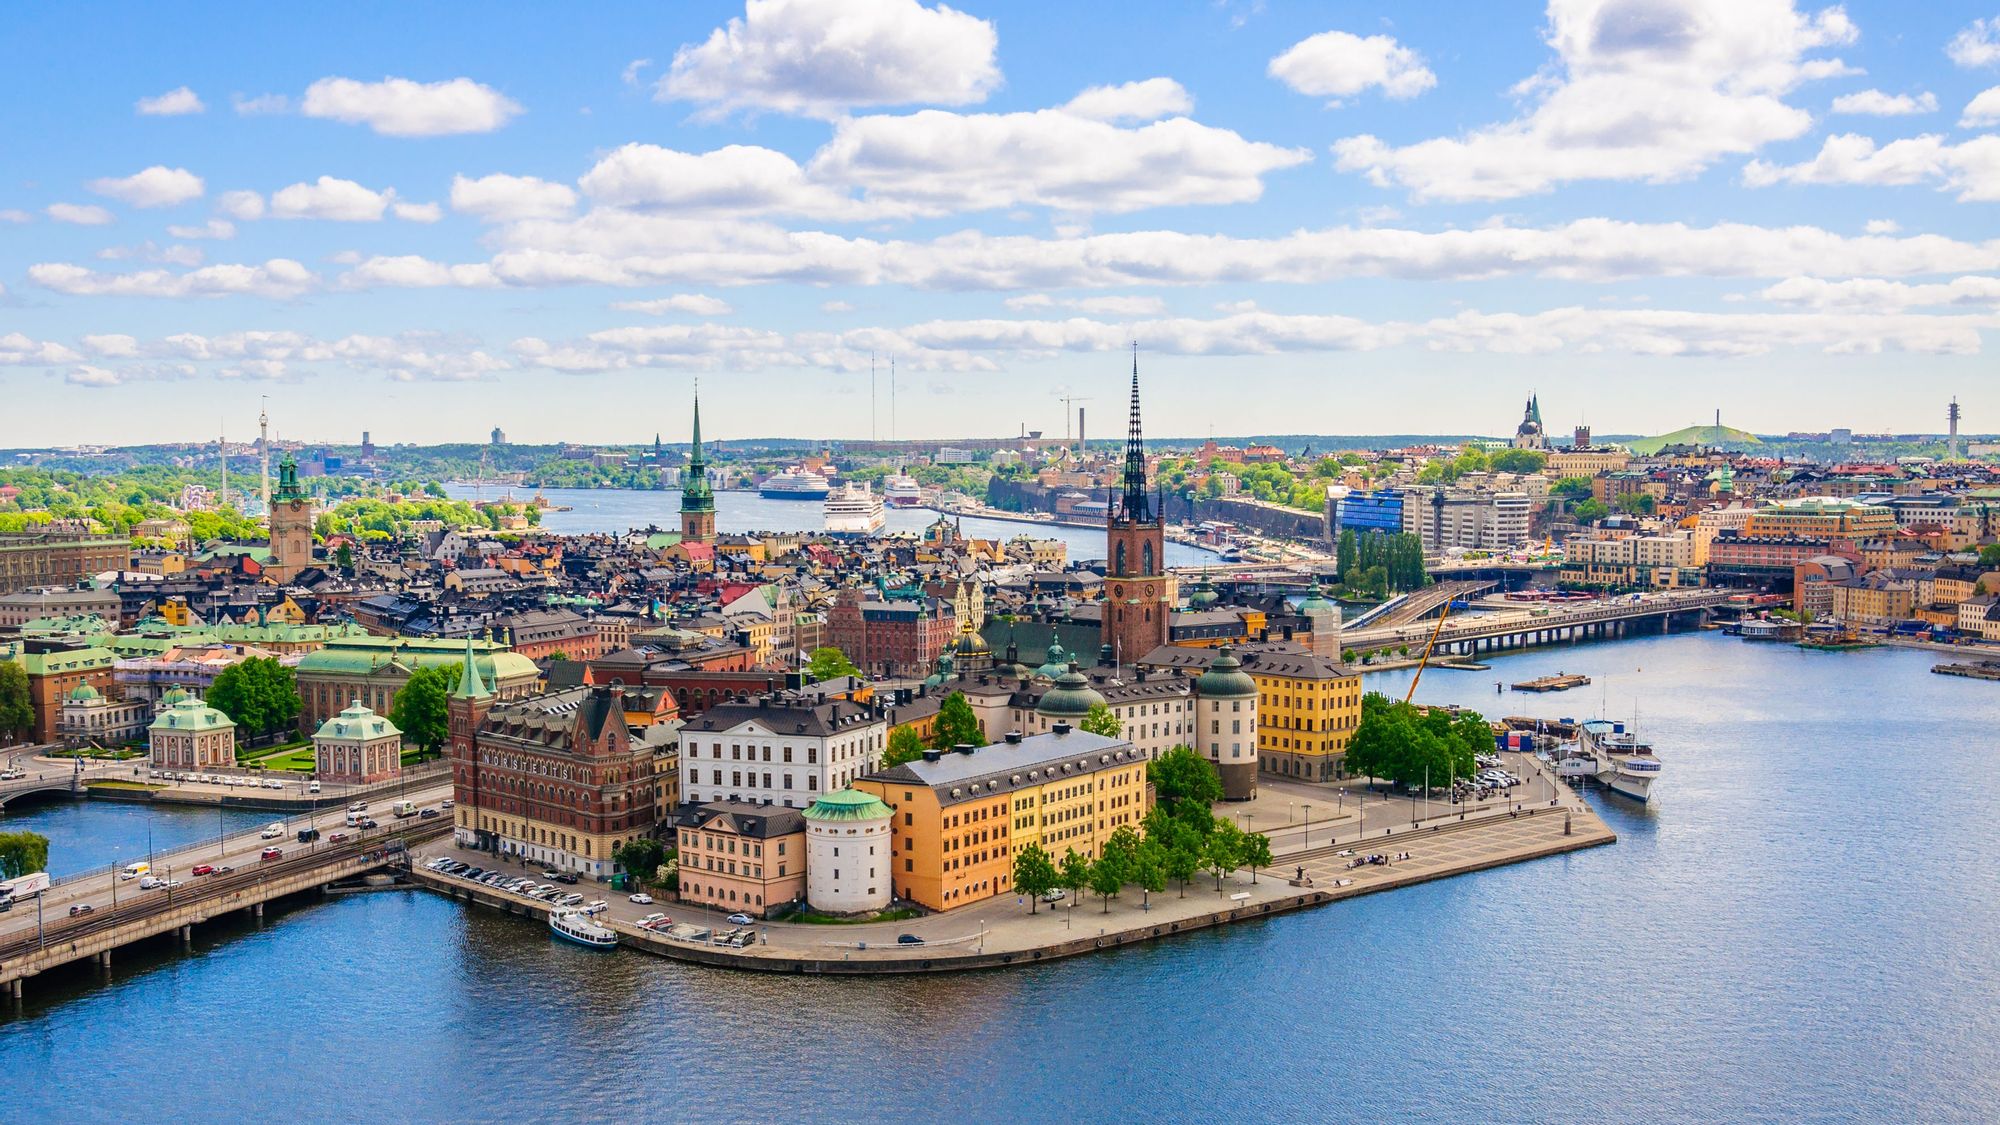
[447,636,495,852]
[1101,349,1175,665]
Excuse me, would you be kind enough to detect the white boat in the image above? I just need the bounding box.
[549,908,618,948]
[760,467,832,500]
[884,472,923,508]
[1553,746,1602,779]
[1578,719,1661,802]
[824,481,886,536]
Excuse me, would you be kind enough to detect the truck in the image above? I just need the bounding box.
[392,800,419,818]
[0,871,51,906]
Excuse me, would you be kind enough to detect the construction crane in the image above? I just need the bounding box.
[1056,392,1092,448]
[1403,598,1456,704]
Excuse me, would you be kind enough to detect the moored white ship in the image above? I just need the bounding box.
[760,467,832,500]
[823,481,886,536]
[883,471,923,508]
[1578,719,1661,802]
[549,908,618,948]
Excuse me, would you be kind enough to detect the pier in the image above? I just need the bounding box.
[1512,673,1592,693]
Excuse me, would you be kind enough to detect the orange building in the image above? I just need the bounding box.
[674,801,807,918]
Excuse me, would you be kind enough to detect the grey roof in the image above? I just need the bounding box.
[686,697,881,738]
[866,728,1141,808]
[677,800,805,837]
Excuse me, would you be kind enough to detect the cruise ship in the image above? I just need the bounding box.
[883,470,923,508]
[823,481,886,536]
[759,467,832,500]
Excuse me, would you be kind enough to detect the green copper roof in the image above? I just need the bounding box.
[150,695,235,734]
[1195,646,1257,698]
[275,454,305,502]
[452,633,491,699]
[1036,667,1105,717]
[680,391,715,512]
[802,788,892,823]
[67,682,102,702]
[314,701,401,742]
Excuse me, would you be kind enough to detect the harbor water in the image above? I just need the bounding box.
[4,637,1997,1121]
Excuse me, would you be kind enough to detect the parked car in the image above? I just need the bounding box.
[69,903,95,917]
[727,912,754,926]
[629,893,654,905]
[552,871,579,885]
[259,823,284,839]
[260,847,283,862]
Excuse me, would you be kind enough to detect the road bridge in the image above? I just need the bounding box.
[1338,589,1733,657]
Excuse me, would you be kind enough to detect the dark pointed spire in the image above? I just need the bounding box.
[681,381,714,513]
[1119,342,1152,522]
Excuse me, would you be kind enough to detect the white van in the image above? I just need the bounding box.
[307,781,321,794]
[120,862,151,881]
[260,823,284,839]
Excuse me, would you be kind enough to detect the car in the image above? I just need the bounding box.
[264,779,284,790]
[348,802,367,812]
[307,781,321,794]
[553,872,579,885]
[558,893,585,907]
[215,865,234,876]
[897,933,925,945]
[191,864,214,876]
[148,770,161,780]
[541,870,562,880]
[629,893,654,904]
[69,903,95,917]
[160,879,184,889]
[329,832,350,843]
[726,913,754,926]
[441,798,454,809]
[260,847,283,861]
[419,808,440,819]
[140,876,166,890]
[1040,889,1066,903]
[360,818,379,829]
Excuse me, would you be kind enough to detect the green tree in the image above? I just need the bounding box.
[1615,492,1657,516]
[1089,846,1129,913]
[805,646,861,682]
[0,830,50,879]
[882,725,927,769]
[1079,701,1122,739]
[390,664,461,762]
[1203,819,1246,892]
[0,663,32,740]
[1550,476,1594,499]
[1570,498,1610,524]
[1012,843,1058,913]
[1131,838,1168,907]
[1979,543,2000,568]
[615,837,666,883]
[1238,831,1273,884]
[1489,448,1548,474]
[931,691,984,749]
[1148,745,1223,811]
[205,657,301,742]
[1058,847,1093,904]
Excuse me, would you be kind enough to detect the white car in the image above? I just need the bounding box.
[629,893,653,905]
[726,913,754,926]
[259,824,284,839]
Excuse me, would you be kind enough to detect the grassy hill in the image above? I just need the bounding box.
[1624,425,1764,456]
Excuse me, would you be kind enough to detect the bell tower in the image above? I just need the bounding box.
[266,454,313,582]
[679,386,716,545]
[1102,346,1174,665]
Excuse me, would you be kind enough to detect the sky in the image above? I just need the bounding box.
[3,0,2000,447]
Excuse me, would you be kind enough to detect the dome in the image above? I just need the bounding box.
[314,701,400,742]
[1297,579,1337,614]
[922,651,955,688]
[802,788,893,823]
[1036,666,1105,718]
[67,682,101,702]
[1032,641,1071,681]
[1188,578,1219,610]
[951,628,990,658]
[160,686,190,706]
[1195,646,1257,698]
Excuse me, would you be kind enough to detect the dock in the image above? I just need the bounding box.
[1933,661,2000,681]
[1512,672,1591,693]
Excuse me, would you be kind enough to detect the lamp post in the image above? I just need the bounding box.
[1303,804,1311,848]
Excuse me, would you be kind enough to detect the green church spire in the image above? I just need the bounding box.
[681,385,714,513]
[453,634,490,699]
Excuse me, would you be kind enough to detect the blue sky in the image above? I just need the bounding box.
[3,0,1999,446]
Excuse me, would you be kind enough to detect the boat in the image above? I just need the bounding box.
[760,467,833,500]
[1512,672,1591,693]
[1578,719,1662,802]
[883,471,923,508]
[549,908,618,949]
[823,481,886,536]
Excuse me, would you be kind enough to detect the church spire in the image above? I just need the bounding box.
[1118,342,1152,523]
[681,382,714,513]
[453,633,490,699]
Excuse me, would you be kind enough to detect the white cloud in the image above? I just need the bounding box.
[269,176,394,221]
[1064,78,1193,123]
[1335,0,1857,201]
[1743,133,2000,201]
[621,58,653,88]
[1948,17,2000,68]
[28,259,316,299]
[81,334,141,358]
[1864,218,1899,234]
[168,219,237,240]
[1962,86,2000,127]
[1829,89,1937,116]
[611,294,735,316]
[662,0,1000,118]
[450,173,578,221]
[0,332,84,365]
[580,143,871,219]
[301,76,522,136]
[339,255,501,289]
[1755,274,2000,311]
[821,300,857,313]
[0,209,30,224]
[513,323,812,373]
[1268,30,1436,105]
[86,166,205,208]
[136,87,205,116]
[232,93,290,116]
[217,190,266,221]
[46,203,115,225]
[330,334,511,381]
[97,241,205,267]
[1004,293,1167,316]
[392,201,443,223]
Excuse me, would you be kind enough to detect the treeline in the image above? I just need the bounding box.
[1342,694,1490,789]
[1334,529,1428,598]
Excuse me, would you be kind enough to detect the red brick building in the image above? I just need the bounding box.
[826,588,953,678]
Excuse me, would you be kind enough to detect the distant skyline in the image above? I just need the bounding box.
[4,1,1999,444]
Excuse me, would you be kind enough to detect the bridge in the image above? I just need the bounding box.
[1357,580,1498,630]
[1337,588,1734,657]
[0,782,452,994]
[0,759,130,808]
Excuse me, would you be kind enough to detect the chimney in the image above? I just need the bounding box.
[1052,721,1072,735]
[1282,625,1294,641]
[921,749,942,763]
[1004,731,1023,744]
[953,743,976,756]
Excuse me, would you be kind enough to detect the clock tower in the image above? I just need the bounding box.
[1102,349,1174,665]
[266,453,313,583]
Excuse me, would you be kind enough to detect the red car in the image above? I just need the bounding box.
[328,832,350,843]
[260,847,282,861]
[191,864,214,876]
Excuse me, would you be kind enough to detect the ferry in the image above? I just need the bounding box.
[823,481,886,536]
[1576,719,1662,802]
[549,908,618,949]
[760,467,833,500]
[883,471,923,508]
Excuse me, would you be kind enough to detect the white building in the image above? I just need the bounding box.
[679,697,886,810]
[802,789,894,914]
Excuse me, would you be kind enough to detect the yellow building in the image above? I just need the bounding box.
[1546,448,1631,478]
[854,727,1151,912]
[1242,647,1363,782]
[1743,498,1896,541]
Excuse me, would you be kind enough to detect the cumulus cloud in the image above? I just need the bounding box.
[1863,218,1900,234]
[1754,274,2000,311]
[97,241,204,267]
[580,143,872,219]
[217,190,266,221]
[29,259,316,299]
[450,173,578,221]
[611,294,735,316]
[1064,78,1194,123]
[392,201,443,222]
[0,209,30,224]
[338,255,501,289]
[1268,30,1436,105]
[232,93,290,116]
[81,334,141,358]
[1948,17,2000,68]
[1962,86,2000,127]
[1830,89,1937,116]
[87,166,205,208]
[269,176,395,221]
[136,87,205,116]
[1743,133,2000,201]
[46,203,115,225]
[301,76,522,136]
[1003,293,1167,316]
[0,332,84,365]
[1335,0,1857,201]
[662,0,1000,118]
[168,219,236,240]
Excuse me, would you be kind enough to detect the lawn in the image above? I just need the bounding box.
[790,907,921,925]
[251,747,320,772]
[86,780,170,792]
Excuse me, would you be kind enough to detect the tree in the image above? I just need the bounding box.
[1550,476,1594,499]
[1239,832,1273,885]
[1132,838,1168,907]
[931,691,984,749]
[0,663,31,741]
[0,830,49,879]
[1980,543,2000,568]
[882,726,926,769]
[1148,745,1223,811]
[805,646,861,682]
[1614,492,1657,516]
[1570,498,1610,524]
[1079,702,1122,739]
[205,657,301,743]
[615,838,666,883]
[1012,843,1058,913]
[334,542,354,571]
[1089,847,1129,913]
[390,664,461,762]
[1059,848,1093,904]
[1489,448,1548,475]
[1204,820,1246,892]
